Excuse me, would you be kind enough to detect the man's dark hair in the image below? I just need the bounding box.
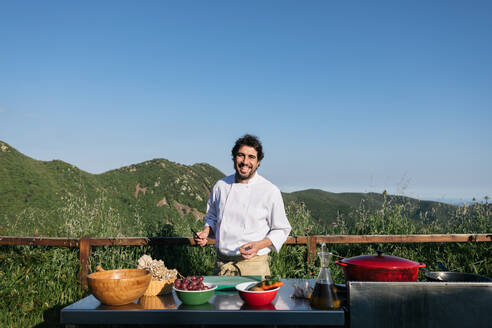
[231,134,264,161]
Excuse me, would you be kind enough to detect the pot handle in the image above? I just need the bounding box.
[417,263,426,268]
[335,260,347,267]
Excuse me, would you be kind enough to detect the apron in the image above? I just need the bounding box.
[214,252,270,279]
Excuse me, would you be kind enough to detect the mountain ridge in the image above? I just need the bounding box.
[0,140,455,235]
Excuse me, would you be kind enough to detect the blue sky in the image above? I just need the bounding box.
[1,1,491,201]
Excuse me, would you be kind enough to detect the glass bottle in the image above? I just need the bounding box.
[310,243,341,310]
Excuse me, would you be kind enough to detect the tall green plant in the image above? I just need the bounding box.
[0,246,85,327]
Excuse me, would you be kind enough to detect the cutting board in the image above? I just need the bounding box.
[203,275,262,291]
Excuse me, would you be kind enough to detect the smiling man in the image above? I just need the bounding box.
[194,134,292,277]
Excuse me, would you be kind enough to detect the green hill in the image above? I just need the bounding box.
[0,140,455,236]
[0,140,224,235]
[0,141,98,218]
[283,189,455,226]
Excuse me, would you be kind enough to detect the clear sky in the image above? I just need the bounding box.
[1,1,491,202]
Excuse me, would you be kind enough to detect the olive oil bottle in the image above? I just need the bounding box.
[310,243,340,310]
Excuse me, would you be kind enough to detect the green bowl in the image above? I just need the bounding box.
[173,283,217,305]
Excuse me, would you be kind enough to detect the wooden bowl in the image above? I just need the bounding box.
[87,269,151,306]
[138,295,177,309]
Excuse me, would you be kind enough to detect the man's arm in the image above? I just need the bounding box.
[265,189,292,252]
[239,238,273,259]
[194,185,218,247]
[239,188,291,258]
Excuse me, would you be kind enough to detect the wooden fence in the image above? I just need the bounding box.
[1,233,491,289]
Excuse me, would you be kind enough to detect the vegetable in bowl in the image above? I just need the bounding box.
[248,279,284,291]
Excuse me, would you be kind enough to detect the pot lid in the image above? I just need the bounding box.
[341,250,421,269]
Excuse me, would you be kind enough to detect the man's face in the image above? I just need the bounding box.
[234,145,260,182]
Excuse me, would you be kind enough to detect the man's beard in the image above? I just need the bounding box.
[234,162,257,182]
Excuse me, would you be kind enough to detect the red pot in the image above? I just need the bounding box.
[335,251,426,282]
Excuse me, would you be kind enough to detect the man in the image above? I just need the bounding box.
[194,134,291,277]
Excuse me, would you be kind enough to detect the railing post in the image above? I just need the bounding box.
[79,235,91,290]
[307,235,317,266]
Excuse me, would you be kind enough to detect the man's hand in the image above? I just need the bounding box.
[194,226,210,247]
[239,238,273,259]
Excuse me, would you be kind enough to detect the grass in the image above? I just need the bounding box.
[0,246,85,327]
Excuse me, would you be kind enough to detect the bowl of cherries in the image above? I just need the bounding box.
[173,276,217,305]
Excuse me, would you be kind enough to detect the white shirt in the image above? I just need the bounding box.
[204,173,292,256]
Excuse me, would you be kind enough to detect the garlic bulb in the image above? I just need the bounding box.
[137,254,153,269]
[137,254,178,281]
[291,281,313,299]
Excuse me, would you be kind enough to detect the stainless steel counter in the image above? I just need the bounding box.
[348,281,492,328]
[60,278,345,326]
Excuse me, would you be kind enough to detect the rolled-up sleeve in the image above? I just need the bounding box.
[266,189,291,252]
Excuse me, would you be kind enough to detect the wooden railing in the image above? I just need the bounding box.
[1,233,491,289]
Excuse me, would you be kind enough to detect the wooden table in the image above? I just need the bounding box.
[60,279,346,327]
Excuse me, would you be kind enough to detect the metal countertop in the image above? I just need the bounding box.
[60,278,346,326]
